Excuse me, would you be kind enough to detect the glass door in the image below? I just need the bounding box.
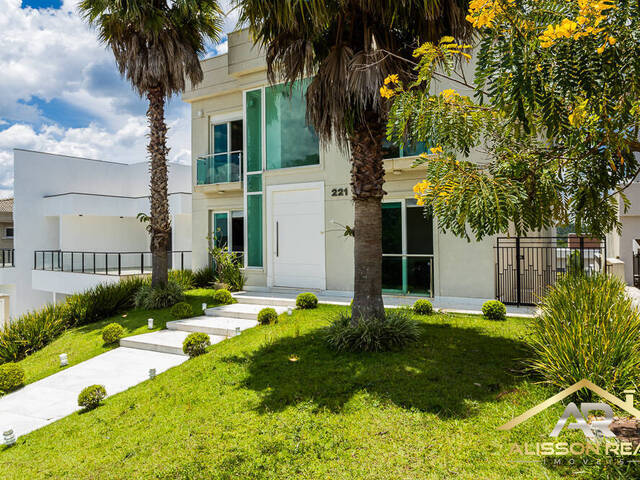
[381,199,434,296]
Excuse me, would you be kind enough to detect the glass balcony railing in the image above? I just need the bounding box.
[196,151,242,185]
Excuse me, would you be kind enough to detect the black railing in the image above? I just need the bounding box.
[33,250,191,276]
[0,249,14,268]
[495,236,606,306]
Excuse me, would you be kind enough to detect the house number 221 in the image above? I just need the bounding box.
[331,187,348,197]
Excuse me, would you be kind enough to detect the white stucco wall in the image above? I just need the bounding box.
[12,150,192,317]
[183,31,497,299]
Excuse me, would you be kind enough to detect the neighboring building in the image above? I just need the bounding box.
[183,29,496,300]
[0,198,14,250]
[7,150,192,317]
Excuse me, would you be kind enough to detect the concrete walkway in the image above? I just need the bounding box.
[234,290,538,317]
[0,347,186,439]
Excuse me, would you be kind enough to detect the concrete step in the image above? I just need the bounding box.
[205,303,288,320]
[120,330,226,356]
[231,294,297,307]
[166,315,258,336]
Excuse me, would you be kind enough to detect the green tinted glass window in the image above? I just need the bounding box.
[213,124,228,154]
[246,90,262,172]
[247,195,263,267]
[247,174,262,193]
[265,80,319,170]
[381,202,402,254]
[213,213,228,248]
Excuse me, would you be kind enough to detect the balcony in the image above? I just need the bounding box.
[0,249,14,268]
[196,152,243,194]
[34,250,192,276]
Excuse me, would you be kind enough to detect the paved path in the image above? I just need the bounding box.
[0,347,186,439]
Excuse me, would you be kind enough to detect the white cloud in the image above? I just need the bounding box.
[0,0,230,197]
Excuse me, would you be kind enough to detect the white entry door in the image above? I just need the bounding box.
[268,182,325,289]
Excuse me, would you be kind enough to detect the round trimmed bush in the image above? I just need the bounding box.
[78,384,106,410]
[170,301,193,319]
[296,292,318,309]
[482,300,507,320]
[413,299,433,315]
[183,332,211,357]
[212,289,233,305]
[258,307,278,325]
[0,363,25,393]
[102,323,124,344]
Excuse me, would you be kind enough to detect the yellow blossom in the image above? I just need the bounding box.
[380,85,395,99]
[430,146,444,154]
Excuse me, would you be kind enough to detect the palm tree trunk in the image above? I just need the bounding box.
[350,112,386,321]
[147,86,171,288]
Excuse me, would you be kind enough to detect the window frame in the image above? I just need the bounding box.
[381,198,434,296]
[3,227,13,239]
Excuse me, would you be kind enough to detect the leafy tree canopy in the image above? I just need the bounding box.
[387,0,640,240]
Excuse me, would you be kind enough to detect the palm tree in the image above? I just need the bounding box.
[79,0,223,287]
[238,0,470,320]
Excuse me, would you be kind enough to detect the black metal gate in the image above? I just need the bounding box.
[633,252,640,288]
[495,236,607,306]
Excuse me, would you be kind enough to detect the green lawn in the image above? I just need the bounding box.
[15,289,217,385]
[0,305,622,479]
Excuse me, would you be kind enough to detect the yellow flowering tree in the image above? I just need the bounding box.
[386,0,640,239]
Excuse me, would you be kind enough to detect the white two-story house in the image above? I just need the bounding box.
[182,29,501,301]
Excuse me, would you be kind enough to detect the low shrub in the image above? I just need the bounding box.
[296,293,318,309]
[413,299,433,315]
[101,323,124,344]
[0,277,146,364]
[170,302,193,319]
[78,384,106,410]
[212,289,233,305]
[183,332,210,357]
[134,281,184,310]
[482,300,506,320]
[192,266,216,288]
[63,277,147,327]
[325,309,420,352]
[526,273,640,396]
[210,245,245,291]
[258,308,278,325]
[0,305,68,363]
[168,269,195,290]
[0,363,25,393]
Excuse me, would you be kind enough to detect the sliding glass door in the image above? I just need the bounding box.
[382,200,434,296]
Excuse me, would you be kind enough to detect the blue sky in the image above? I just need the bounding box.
[0,0,235,197]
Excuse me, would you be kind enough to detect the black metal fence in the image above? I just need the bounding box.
[33,250,191,276]
[495,236,606,306]
[0,249,14,268]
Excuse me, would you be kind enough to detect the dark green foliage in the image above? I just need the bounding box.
[481,300,506,321]
[527,274,640,396]
[212,289,233,305]
[62,277,147,327]
[169,270,195,290]
[296,293,318,309]
[0,362,25,393]
[325,309,420,352]
[170,302,193,319]
[0,278,146,364]
[210,246,245,291]
[413,299,433,315]
[192,266,216,288]
[101,323,124,345]
[78,384,106,410]
[0,305,69,364]
[182,332,210,357]
[134,282,184,310]
[257,308,278,325]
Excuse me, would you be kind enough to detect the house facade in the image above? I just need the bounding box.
[8,150,192,317]
[183,29,496,300]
